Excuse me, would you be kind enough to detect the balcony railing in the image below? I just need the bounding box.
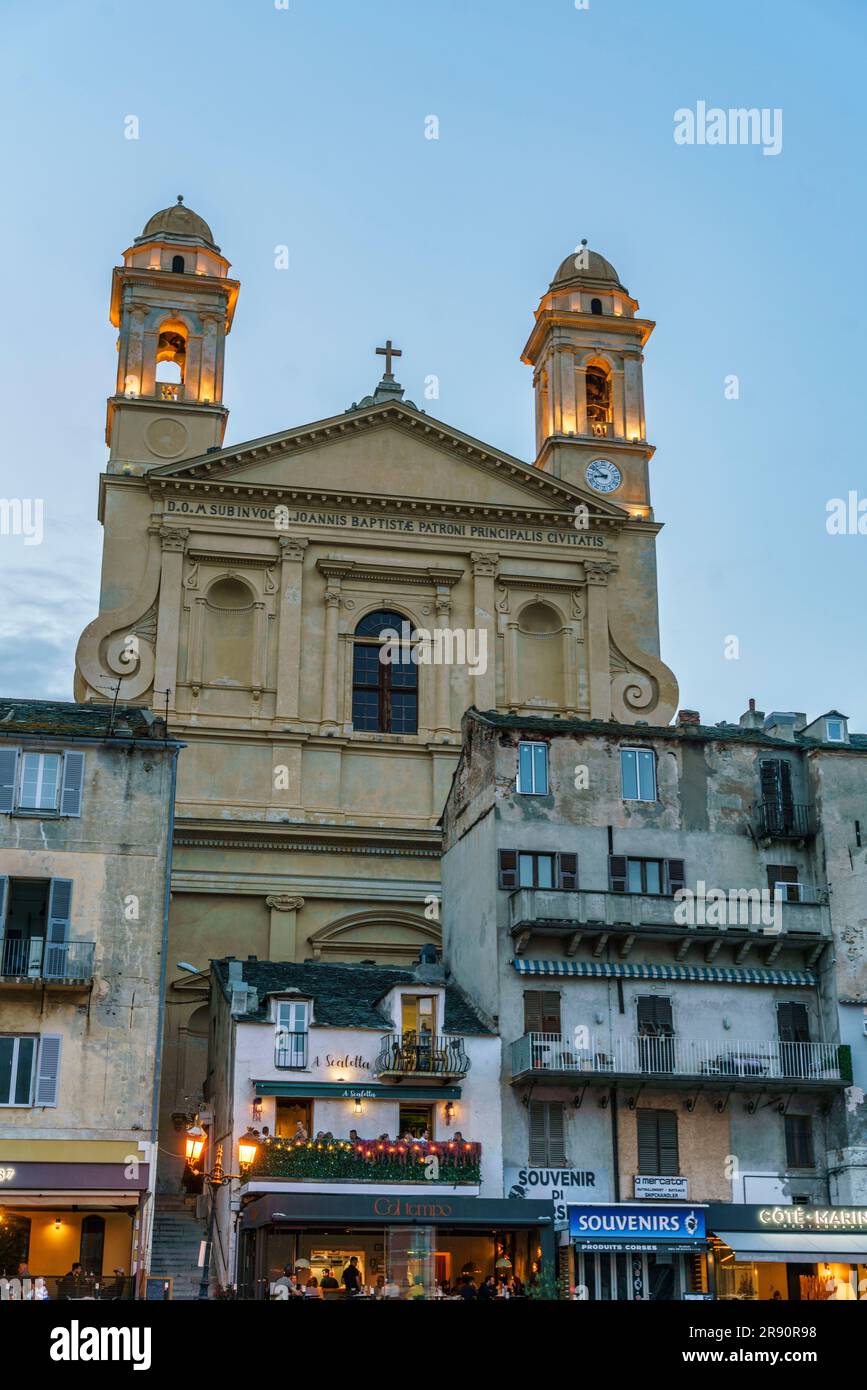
[754,800,818,841]
[508,887,829,938]
[274,1032,308,1070]
[375,1033,470,1079]
[510,1033,846,1084]
[0,937,95,981]
[247,1134,481,1185]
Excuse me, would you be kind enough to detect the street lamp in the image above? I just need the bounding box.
[184,1125,260,1298]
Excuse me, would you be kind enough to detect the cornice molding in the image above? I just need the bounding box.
[316,558,464,588]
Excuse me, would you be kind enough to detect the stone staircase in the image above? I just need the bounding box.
[149,1195,209,1300]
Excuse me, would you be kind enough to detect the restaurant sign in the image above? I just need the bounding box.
[570,1203,706,1250]
[705,1204,867,1234]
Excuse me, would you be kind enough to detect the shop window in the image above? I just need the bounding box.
[621,747,657,801]
[498,850,578,890]
[79,1215,105,1276]
[608,856,684,895]
[523,990,561,1035]
[636,1109,679,1176]
[516,741,549,795]
[399,1103,433,1139]
[784,1114,814,1168]
[351,610,418,734]
[275,1097,312,1139]
[528,1099,566,1166]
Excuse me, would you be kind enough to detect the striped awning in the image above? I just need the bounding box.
[511,960,817,987]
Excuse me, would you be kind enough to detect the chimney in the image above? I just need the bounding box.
[739,699,765,730]
[227,959,243,982]
[677,709,700,727]
[763,712,797,742]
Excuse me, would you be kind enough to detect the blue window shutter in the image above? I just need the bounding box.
[48,879,73,942]
[35,1035,62,1107]
[0,875,7,930]
[0,748,17,812]
[60,751,85,816]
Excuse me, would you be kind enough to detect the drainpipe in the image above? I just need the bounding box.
[610,1087,620,1202]
[151,741,181,1142]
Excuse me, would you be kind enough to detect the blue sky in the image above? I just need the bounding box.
[1,0,865,725]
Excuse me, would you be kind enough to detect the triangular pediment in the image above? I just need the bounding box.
[148,400,629,518]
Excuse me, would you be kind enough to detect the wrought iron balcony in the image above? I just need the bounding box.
[0,937,95,984]
[375,1033,470,1080]
[510,1033,848,1089]
[753,800,818,842]
[274,1031,308,1070]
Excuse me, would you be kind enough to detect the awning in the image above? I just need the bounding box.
[253,1080,461,1101]
[714,1232,867,1263]
[512,960,817,987]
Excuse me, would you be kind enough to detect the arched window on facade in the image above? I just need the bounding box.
[171,254,185,273]
[590,297,603,315]
[352,610,418,734]
[585,364,612,436]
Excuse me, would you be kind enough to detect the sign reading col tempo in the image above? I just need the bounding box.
[569,1204,706,1247]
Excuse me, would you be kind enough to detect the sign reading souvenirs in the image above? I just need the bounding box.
[634,1176,689,1200]
[569,1204,707,1250]
[506,1167,600,1227]
[162,499,607,548]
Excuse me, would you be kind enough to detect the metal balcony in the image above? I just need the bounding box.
[510,1033,847,1091]
[274,1032,308,1070]
[754,800,818,842]
[0,937,95,985]
[375,1033,470,1080]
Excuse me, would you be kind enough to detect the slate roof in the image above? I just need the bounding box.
[211,958,492,1035]
[0,699,175,742]
[468,708,867,753]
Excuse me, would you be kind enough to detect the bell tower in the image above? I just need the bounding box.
[105,197,239,473]
[522,244,654,517]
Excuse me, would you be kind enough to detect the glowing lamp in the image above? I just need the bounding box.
[184,1122,206,1166]
[354,1097,363,1116]
[237,1129,259,1169]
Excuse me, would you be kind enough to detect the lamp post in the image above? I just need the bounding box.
[185,1124,259,1299]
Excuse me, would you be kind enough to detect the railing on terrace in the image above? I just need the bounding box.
[274,1031,308,1070]
[510,1033,845,1083]
[754,800,818,841]
[375,1033,470,1077]
[0,938,95,981]
[247,1134,481,1184]
[508,887,829,936]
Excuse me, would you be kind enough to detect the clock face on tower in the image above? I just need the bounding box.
[585,458,622,494]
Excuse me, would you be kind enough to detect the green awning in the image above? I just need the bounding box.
[253,1080,462,1101]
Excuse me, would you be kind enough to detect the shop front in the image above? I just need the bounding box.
[236,1191,556,1298]
[0,1142,150,1297]
[707,1204,867,1301]
[568,1203,710,1301]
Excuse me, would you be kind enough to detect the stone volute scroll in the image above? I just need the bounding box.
[266,894,305,960]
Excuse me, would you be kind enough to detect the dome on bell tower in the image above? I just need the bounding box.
[550,245,625,292]
[134,196,219,251]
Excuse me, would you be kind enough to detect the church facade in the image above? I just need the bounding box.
[73,202,678,1181]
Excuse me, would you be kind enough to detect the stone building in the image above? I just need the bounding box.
[71,203,678,1184]
[0,700,179,1290]
[440,705,867,1301]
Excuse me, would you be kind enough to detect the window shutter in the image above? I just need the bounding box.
[636,1110,659,1174]
[779,760,794,811]
[665,859,685,895]
[0,875,8,931]
[785,1115,813,1168]
[35,1035,62,1107]
[528,1100,547,1165]
[609,854,628,893]
[657,1111,679,1176]
[547,1102,566,1166]
[541,991,561,1034]
[777,1001,809,1043]
[760,759,781,801]
[60,751,85,816]
[498,850,518,890]
[523,991,543,1034]
[0,748,17,813]
[557,853,578,890]
[48,880,73,941]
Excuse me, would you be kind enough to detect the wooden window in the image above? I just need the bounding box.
[0,1035,37,1106]
[767,864,802,903]
[636,996,674,1037]
[517,742,549,795]
[528,1099,566,1166]
[351,610,418,734]
[760,758,793,811]
[776,1001,810,1043]
[621,747,657,801]
[784,1115,814,1168]
[275,1000,309,1069]
[523,990,561,1034]
[609,856,682,895]
[0,750,84,816]
[499,851,577,890]
[636,1109,679,1176]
